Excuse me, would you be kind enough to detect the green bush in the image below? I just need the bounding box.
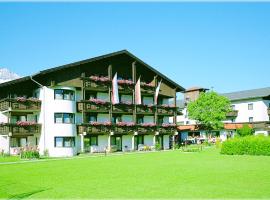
[21,149,40,159]
[155,143,162,151]
[236,124,254,137]
[221,136,270,156]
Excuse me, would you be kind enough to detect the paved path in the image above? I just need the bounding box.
[0,150,173,165]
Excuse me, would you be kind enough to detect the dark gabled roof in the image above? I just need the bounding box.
[0,50,185,92]
[221,87,270,101]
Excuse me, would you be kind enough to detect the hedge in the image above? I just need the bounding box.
[221,136,270,156]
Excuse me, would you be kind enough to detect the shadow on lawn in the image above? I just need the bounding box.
[8,188,50,200]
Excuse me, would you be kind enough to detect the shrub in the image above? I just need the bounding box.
[236,124,254,137]
[221,136,270,156]
[155,143,162,151]
[21,149,40,159]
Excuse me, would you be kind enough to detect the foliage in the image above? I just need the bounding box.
[215,138,222,148]
[236,124,254,137]
[155,142,162,151]
[221,136,270,156]
[21,149,40,159]
[187,91,231,132]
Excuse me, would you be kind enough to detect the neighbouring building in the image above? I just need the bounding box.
[0,50,185,157]
[177,87,270,142]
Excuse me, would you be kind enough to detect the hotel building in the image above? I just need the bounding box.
[177,87,270,141]
[0,50,184,157]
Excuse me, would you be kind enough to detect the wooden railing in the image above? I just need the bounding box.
[156,106,176,115]
[0,98,41,112]
[112,104,133,113]
[226,110,238,117]
[77,124,177,135]
[77,101,110,112]
[0,123,41,136]
[82,78,110,91]
[136,105,155,114]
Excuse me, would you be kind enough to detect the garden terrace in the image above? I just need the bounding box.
[0,98,41,112]
[77,100,110,113]
[0,123,41,136]
[226,110,238,117]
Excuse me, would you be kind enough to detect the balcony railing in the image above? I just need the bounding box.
[112,103,133,113]
[226,110,238,117]
[156,105,176,115]
[0,98,41,112]
[82,77,110,91]
[77,101,110,112]
[136,105,155,114]
[77,123,177,135]
[0,123,41,136]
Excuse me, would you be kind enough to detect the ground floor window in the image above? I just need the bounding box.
[11,137,27,147]
[54,137,75,147]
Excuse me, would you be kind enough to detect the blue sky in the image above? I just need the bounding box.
[0,2,270,94]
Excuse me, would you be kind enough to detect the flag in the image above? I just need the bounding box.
[154,81,162,105]
[112,73,119,104]
[135,77,141,105]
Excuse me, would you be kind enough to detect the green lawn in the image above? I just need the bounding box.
[1,148,270,199]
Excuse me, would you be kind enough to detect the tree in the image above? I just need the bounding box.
[236,124,254,137]
[187,91,232,134]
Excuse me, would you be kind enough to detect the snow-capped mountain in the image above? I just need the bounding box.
[0,68,20,83]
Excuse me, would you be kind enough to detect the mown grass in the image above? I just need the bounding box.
[0,148,270,199]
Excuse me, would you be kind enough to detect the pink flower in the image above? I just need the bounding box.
[16,121,37,126]
[90,75,110,82]
[90,121,112,126]
[116,122,135,127]
[140,122,156,127]
[16,97,27,102]
[141,82,155,88]
[89,98,109,105]
[162,123,176,127]
[120,100,133,105]
[117,79,134,85]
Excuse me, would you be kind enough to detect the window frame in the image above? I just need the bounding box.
[54,137,75,148]
[54,89,75,101]
[54,113,75,124]
[249,117,254,123]
[248,103,253,110]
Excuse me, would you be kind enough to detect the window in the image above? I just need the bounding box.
[54,113,74,124]
[54,137,75,147]
[54,89,74,100]
[90,136,98,146]
[231,105,235,110]
[186,121,190,125]
[89,114,97,123]
[249,117,253,123]
[248,103,253,110]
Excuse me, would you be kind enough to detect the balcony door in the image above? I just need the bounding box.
[111,136,122,151]
[156,135,163,149]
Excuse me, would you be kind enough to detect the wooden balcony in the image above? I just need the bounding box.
[113,126,135,134]
[226,110,238,117]
[118,84,134,93]
[141,86,155,94]
[137,125,156,134]
[112,104,133,113]
[157,126,177,134]
[77,101,110,113]
[82,78,110,91]
[0,123,41,136]
[136,105,155,114]
[0,98,41,112]
[156,106,176,115]
[77,124,111,134]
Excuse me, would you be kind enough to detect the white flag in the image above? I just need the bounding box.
[112,73,119,104]
[154,81,162,105]
[135,77,141,105]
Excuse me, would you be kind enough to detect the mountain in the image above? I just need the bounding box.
[0,68,20,83]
